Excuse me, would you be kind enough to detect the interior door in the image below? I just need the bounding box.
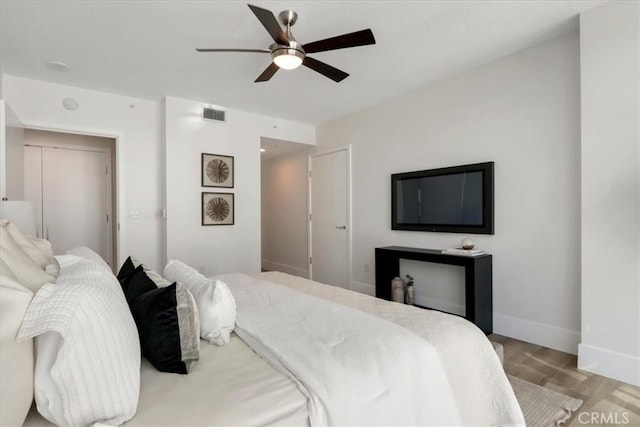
[23,145,43,237]
[25,146,112,266]
[310,148,350,288]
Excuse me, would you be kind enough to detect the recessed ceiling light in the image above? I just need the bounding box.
[260,148,266,153]
[47,61,71,72]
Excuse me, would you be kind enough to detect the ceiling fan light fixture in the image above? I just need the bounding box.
[271,47,304,70]
[196,4,376,82]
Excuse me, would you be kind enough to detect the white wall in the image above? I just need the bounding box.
[579,1,640,386]
[261,148,311,278]
[164,96,314,276]
[316,33,581,354]
[0,101,7,199]
[0,101,25,200]
[2,75,164,270]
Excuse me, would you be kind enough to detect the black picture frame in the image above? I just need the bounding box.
[202,192,234,226]
[201,153,234,188]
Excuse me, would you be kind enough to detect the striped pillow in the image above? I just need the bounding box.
[17,255,140,426]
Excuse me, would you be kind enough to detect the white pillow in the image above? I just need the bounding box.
[27,235,54,259]
[0,225,53,292]
[17,255,140,426]
[0,274,34,427]
[164,260,236,346]
[44,258,60,279]
[2,220,52,268]
[66,246,110,270]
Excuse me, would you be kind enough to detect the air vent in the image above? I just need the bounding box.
[203,107,226,122]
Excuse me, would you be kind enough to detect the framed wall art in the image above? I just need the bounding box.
[202,192,234,226]
[202,153,234,188]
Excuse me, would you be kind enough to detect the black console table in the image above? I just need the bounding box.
[375,246,492,334]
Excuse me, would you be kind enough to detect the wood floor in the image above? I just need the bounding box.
[490,334,640,426]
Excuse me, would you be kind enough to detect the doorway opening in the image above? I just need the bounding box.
[260,137,312,278]
[23,129,118,270]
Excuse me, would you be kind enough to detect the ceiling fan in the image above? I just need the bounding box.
[196,4,376,83]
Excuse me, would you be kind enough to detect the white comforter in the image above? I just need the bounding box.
[220,272,462,426]
[256,271,525,427]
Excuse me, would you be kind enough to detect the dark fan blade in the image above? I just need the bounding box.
[303,56,349,82]
[303,29,375,54]
[255,62,279,82]
[248,4,288,45]
[196,48,270,53]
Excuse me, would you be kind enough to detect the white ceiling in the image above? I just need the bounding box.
[1,0,602,125]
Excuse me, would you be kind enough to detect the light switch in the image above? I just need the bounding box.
[129,209,141,219]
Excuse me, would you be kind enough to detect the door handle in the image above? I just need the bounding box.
[336,225,347,229]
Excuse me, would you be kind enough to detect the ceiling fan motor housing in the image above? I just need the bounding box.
[270,40,305,69]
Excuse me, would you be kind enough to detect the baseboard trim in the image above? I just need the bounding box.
[493,313,580,355]
[578,343,640,386]
[261,260,309,279]
[350,280,375,296]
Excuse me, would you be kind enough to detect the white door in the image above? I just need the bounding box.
[24,146,112,266]
[309,147,350,288]
[24,146,43,237]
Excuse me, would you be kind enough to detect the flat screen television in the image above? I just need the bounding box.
[391,161,494,234]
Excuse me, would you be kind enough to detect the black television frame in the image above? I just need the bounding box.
[391,161,494,234]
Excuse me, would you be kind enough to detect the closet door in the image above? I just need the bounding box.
[41,147,111,265]
[24,145,43,237]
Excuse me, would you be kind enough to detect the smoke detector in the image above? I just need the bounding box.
[62,98,79,110]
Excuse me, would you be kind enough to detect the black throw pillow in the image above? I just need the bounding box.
[117,256,139,293]
[116,258,200,374]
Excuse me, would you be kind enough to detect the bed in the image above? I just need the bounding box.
[1,219,524,427]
